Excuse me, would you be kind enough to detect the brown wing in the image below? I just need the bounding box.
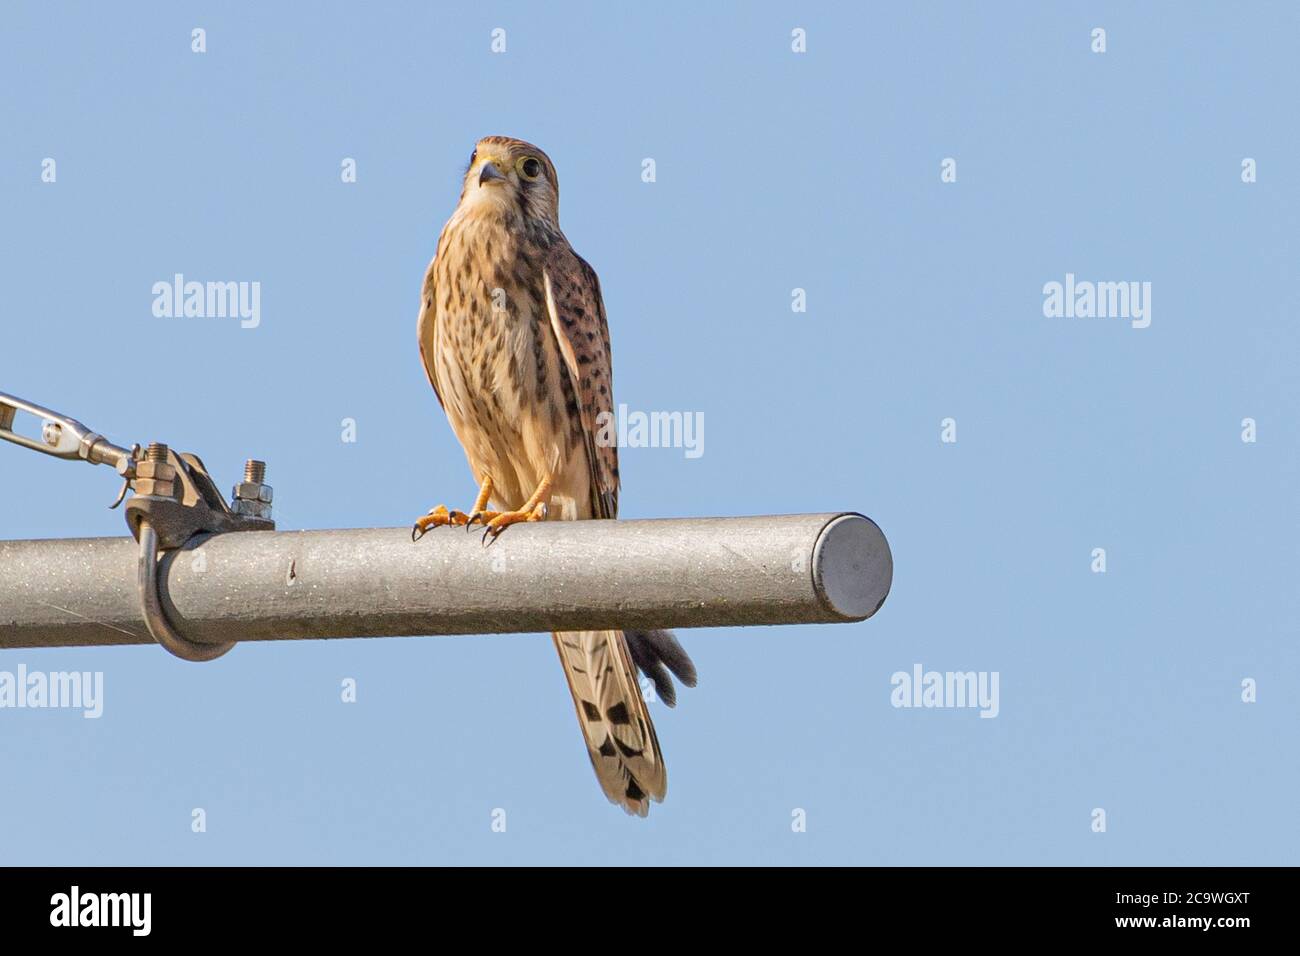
[542,244,619,519]
[542,244,668,813]
[416,235,446,412]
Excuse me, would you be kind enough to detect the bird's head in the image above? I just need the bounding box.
[456,136,560,224]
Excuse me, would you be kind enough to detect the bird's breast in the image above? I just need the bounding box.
[430,214,582,506]
[435,218,549,403]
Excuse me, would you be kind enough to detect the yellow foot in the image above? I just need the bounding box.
[481,501,549,544]
[463,510,501,531]
[412,505,470,540]
[412,476,496,542]
[481,475,553,544]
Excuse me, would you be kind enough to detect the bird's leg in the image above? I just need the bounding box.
[481,475,552,543]
[463,476,503,531]
[412,475,496,541]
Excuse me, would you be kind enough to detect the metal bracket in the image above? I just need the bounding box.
[124,445,273,662]
[1,390,273,663]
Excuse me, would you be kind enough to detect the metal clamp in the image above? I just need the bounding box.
[1,390,274,663]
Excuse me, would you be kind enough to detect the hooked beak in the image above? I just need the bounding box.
[478,161,507,186]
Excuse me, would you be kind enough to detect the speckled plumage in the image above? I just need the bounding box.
[415,137,694,814]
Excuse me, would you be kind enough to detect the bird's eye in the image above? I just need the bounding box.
[468,149,478,169]
[518,157,542,180]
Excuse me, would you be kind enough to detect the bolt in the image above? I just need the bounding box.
[133,442,177,498]
[232,458,272,521]
[136,442,174,485]
[41,422,62,446]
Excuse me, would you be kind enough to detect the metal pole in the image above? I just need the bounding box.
[0,513,891,651]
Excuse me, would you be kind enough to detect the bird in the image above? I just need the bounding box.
[412,136,696,815]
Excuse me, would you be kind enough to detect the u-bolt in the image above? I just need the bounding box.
[136,518,235,662]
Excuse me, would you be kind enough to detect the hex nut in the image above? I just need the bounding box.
[136,459,177,481]
[234,481,273,504]
[231,498,272,519]
[134,478,177,498]
[233,481,262,501]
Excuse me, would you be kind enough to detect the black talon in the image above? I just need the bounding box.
[411,524,423,542]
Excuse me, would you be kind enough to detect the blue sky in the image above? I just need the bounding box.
[1,2,1296,864]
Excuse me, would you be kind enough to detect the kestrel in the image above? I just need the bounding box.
[413,136,696,815]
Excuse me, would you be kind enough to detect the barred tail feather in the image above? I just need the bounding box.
[552,629,666,816]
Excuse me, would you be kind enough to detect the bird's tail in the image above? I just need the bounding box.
[552,629,668,816]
